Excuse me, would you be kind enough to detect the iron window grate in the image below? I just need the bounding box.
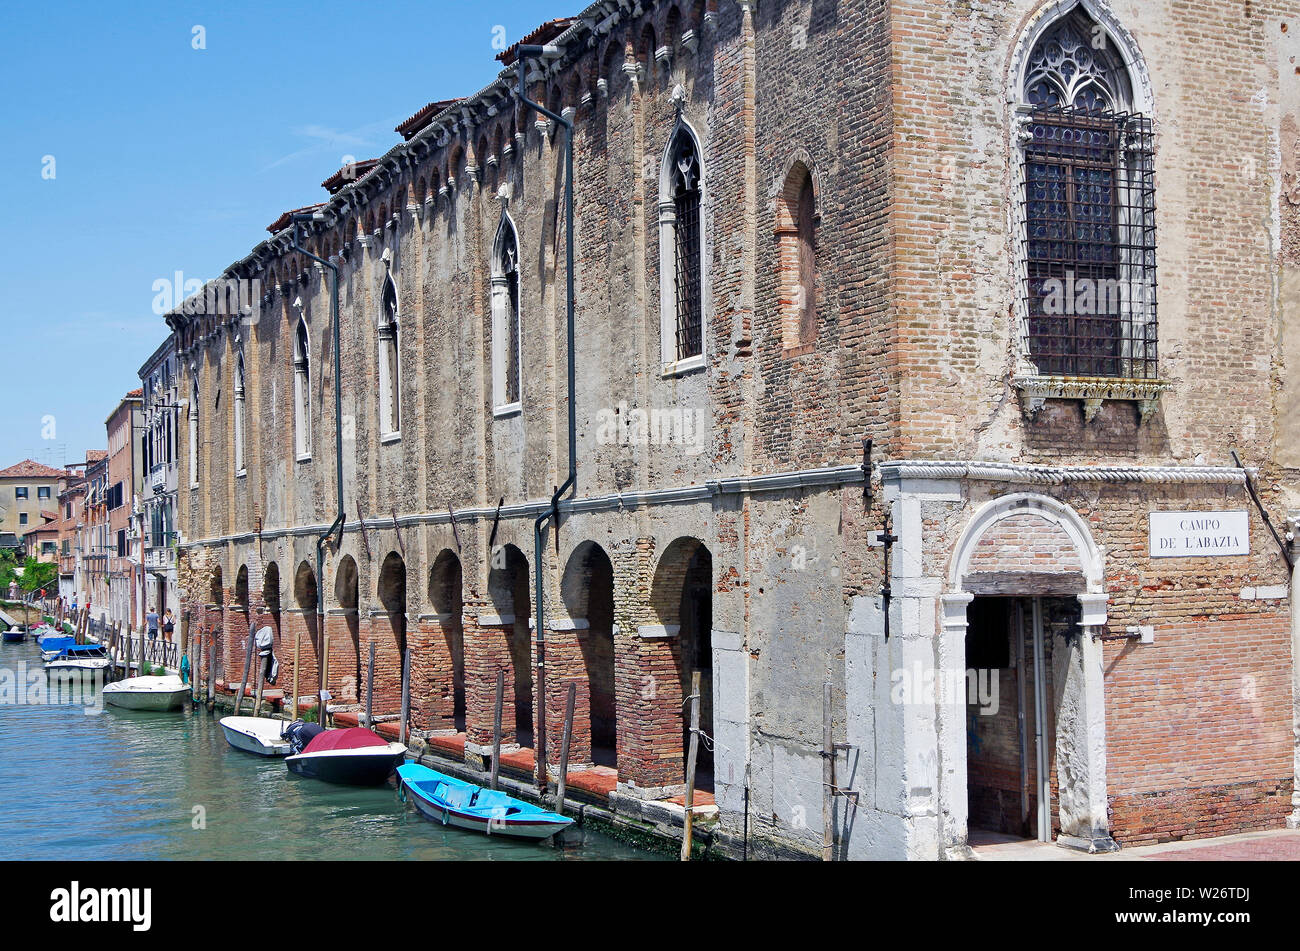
[1020,106,1157,380]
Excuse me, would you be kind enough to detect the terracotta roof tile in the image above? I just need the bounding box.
[0,460,65,479]
[395,100,466,141]
[267,203,326,235]
[322,159,380,194]
[497,18,575,66]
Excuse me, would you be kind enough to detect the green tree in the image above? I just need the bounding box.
[18,557,56,596]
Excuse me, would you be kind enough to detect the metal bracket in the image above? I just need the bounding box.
[391,507,405,560]
[487,496,505,552]
[356,501,371,560]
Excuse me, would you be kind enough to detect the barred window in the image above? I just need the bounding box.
[658,124,706,369]
[1020,13,1157,380]
[671,133,703,360]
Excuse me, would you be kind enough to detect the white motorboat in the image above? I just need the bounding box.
[102,674,189,711]
[220,716,291,756]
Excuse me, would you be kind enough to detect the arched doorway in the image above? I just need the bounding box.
[561,541,617,768]
[944,493,1112,853]
[653,537,714,792]
[262,562,282,638]
[334,555,361,703]
[487,544,532,748]
[293,560,321,702]
[429,549,465,732]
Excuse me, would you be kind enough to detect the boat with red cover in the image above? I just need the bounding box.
[283,723,407,785]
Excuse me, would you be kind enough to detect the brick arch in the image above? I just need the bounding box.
[560,541,618,767]
[775,156,820,351]
[427,548,465,732]
[949,493,1102,595]
[331,553,361,703]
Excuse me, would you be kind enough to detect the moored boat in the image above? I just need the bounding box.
[396,762,574,841]
[284,724,406,785]
[220,716,291,756]
[2,626,25,643]
[45,644,109,673]
[102,674,189,712]
[37,634,75,660]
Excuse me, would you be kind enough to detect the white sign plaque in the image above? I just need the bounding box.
[1149,511,1249,558]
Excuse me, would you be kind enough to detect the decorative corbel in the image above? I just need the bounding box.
[1082,398,1104,423]
[682,29,699,54]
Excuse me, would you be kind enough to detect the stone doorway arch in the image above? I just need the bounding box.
[940,493,1113,854]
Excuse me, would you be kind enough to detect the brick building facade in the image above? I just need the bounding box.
[163,0,1300,859]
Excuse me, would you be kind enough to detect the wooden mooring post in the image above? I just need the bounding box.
[233,626,254,716]
[320,634,330,727]
[291,627,300,721]
[554,682,576,817]
[490,669,504,791]
[681,670,701,862]
[398,646,411,746]
[252,639,267,719]
[364,641,375,728]
[206,636,216,710]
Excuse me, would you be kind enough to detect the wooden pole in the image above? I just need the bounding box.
[681,670,701,862]
[364,641,375,728]
[233,625,254,717]
[320,634,330,727]
[398,646,411,746]
[554,682,576,817]
[206,635,216,710]
[122,623,130,681]
[191,632,201,703]
[822,681,834,862]
[490,669,504,791]
[291,626,300,721]
[252,637,267,719]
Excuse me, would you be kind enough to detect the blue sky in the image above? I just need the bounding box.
[0,0,568,468]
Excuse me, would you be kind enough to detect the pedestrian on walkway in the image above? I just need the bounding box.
[162,609,174,642]
[146,606,159,641]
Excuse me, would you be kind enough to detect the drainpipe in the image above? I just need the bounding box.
[517,44,577,796]
[291,213,346,718]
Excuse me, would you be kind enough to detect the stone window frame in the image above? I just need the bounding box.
[377,273,402,441]
[188,373,199,489]
[293,317,312,461]
[1006,0,1169,423]
[657,117,710,377]
[490,209,524,417]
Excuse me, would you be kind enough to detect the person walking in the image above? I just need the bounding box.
[162,609,175,642]
[146,606,160,641]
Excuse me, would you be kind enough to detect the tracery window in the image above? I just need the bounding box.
[1020,11,1156,381]
[378,277,401,435]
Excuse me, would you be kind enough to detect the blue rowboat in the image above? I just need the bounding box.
[2,629,25,643]
[396,762,574,841]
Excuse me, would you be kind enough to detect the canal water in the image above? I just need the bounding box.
[0,638,653,861]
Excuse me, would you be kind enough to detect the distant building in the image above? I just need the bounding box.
[105,392,144,631]
[0,460,66,553]
[56,467,87,605]
[139,337,180,620]
[78,450,108,616]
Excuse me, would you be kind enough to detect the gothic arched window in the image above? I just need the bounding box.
[658,124,705,368]
[378,277,401,435]
[293,319,312,458]
[234,352,247,474]
[491,216,522,410]
[1019,9,1156,382]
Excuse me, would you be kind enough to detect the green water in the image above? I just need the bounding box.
[0,638,653,861]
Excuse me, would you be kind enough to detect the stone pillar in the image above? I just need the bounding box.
[361,607,404,714]
[1055,592,1118,853]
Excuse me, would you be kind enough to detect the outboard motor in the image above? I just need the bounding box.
[254,626,279,685]
[283,720,324,755]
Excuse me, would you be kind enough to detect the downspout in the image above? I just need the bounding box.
[517,44,577,795]
[291,212,346,715]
